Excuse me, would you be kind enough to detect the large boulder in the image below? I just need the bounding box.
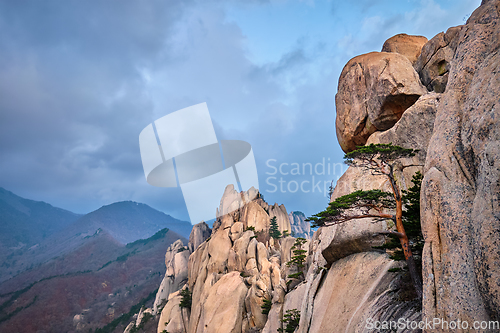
[366,92,439,166]
[422,0,500,327]
[241,200,270,232]
[321,166,390,265]
[268,203,291,233]
[206,227,232,274]
[381,33,428,65]
[336,52,427,152]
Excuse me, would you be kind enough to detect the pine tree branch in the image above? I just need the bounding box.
[323,213,393,226]
[376,231,405,238]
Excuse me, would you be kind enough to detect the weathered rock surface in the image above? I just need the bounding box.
[382,33,428,65]
[309,252,420,333]
[217,184,246,219]
[336,51,427,152]
[366,92,439,165]
[241,201,270,232]
[153,239,190,314]
[197,272,248,333]
[414,26,461,93]
[157,289,189,333]
[268,203,292,234]
[188,221,212,253]
[422,0,500,328]
[327,89,438,267]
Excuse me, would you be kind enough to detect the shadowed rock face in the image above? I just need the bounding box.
[153,239,190,315]
[414,26,461,93]
[335,52,427,153]
[422,0,500,327]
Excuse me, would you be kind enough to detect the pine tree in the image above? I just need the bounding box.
[261,298,272,315]
[277,309,300,333]
[374,171,424,265]
[269,216,282,239]
[286,237,307,280]
[306,143,423,299]
[179,288,192,310]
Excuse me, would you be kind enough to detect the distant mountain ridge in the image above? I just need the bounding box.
[67,200,192,243]
[0,188,191,332]
[0,187,81,249]
[0,188,192,283]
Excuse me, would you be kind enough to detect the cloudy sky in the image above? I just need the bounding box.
[0,0,480,223]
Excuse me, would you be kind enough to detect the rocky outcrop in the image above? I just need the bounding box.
[291,88,436,330]
[366,92,439,164]
[124,222,211,332]
[188,221,211,253]
[197,272,248,333]
[288,211,312,239]
[336,51,427,152]
[302,21,449,333]
[422,0,500,328]
[152,186,301,333]
[157,288,189,333]
[382,33,428,65]
[323,91,438,266]
[153,239,190,314]
[414,26,461,93]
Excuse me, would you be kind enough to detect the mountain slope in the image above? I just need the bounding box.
[0,194,192,283]
[0,228,187,333]
[0,187,81,250]
[67,201,192,243]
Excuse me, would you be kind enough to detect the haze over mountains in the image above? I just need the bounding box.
[0,187,81,253]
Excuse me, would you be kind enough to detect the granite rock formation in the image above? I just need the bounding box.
[382,33,428,65]
[142,2,500,332]
[336,51,427,153]
[421,0,500,329]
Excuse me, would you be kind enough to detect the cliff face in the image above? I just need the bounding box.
[421,0,500,327]
[139,2,500,332]
[332,0,500,331]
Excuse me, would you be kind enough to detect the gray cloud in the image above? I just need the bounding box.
[0,0,482,223]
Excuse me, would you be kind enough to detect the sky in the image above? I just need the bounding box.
[0,0,481,223]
